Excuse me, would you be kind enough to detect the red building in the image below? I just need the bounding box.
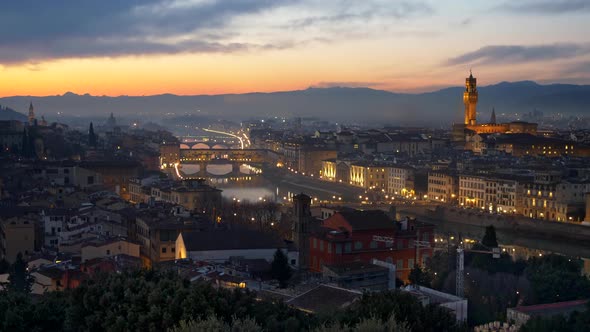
[308,210,434,282]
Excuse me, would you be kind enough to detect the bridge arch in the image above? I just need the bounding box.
[206,163,233,175]
[191,143,211,149]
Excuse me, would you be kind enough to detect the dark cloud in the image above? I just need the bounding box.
[447,44,590,66]
[281,1,433,29]
[0,0,295,64]
[497,0,590,14]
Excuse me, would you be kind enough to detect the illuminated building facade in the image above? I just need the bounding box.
[388,165,416,197]
[321,159,337,181]
[522,180,590,221]
[350,162,390,191]
[427,171,458,203]
[463,71,478,126]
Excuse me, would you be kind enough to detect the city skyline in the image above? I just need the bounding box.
[0,0,589,97]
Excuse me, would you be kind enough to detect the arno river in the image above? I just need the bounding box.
[203,164,590,274]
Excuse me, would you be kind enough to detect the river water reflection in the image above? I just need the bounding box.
[204,165,590,274]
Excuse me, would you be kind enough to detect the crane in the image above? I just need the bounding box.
[455,240,500,298]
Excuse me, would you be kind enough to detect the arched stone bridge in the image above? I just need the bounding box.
[179,148,281,164]
[179,142,231,150]
[175,148,283,179]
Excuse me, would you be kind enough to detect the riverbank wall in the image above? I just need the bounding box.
[403,206,590,244]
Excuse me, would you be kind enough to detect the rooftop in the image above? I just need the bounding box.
[510,299,589,316]
[324,262,389,276]
[287,284,362,313]
[338,210,395,231]
[180,229,286,252]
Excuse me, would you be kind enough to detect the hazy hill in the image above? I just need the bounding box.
[1,81,589,126]
[0,105,27,121]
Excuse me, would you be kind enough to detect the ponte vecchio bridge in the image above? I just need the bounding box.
[172,144,282,179]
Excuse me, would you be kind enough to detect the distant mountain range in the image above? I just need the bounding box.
[1,81,589,126]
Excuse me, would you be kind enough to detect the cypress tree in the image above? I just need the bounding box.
[28,130,36,159]
[21,128,28,157]
[88,122,96,147]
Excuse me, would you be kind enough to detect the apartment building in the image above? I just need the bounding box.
[459,175,486,209]
[427,171,458,203]
[388,166,416,197]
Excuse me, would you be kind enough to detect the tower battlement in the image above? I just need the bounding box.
[463,72,478,125]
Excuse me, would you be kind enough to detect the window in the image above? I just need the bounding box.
[370,241,377,249]
[336,244,342,254]
[106,250,110,255]
[171,247,175,253]
[162,247,167,254]
[408,259,414,269]
[87,176,94,185]
[344,243,352,253]
[397,259,403,269]
[313,238,317,249]
[354,241,363,250]
[319,240,324,251]
[327,243,332,253]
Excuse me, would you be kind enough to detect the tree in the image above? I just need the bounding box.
[520,306,590,332]
[271,249,292,288]
[334,290,467,332]
[0,270,466,332]
[28,130,37,159]
[525,255,590,304]
[8,253,34,293]
[170,316,261,332]
[88,122,97,147]
[20,128,29,157]
[0,259,9,274]
[481,225,498,248]
[408,265,431,287]
[313,314,411,332]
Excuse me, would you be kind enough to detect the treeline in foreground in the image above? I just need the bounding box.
[0,270,466,332]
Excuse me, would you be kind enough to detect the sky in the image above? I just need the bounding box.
[0,0,589,96]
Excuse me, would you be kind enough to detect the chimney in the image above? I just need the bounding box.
[585,193,590,222]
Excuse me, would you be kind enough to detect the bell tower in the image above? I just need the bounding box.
[28,102,36,125]
[292,193,311,271]
[463,70,478,125]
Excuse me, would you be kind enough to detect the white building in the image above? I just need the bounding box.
[459,175,486,209]
[403,285,468,322]
[388,165,415,197]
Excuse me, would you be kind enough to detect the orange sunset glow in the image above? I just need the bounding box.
[0,1,588,97]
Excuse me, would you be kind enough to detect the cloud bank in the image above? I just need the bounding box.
[0,0,433,65]
[447,44,590,66]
